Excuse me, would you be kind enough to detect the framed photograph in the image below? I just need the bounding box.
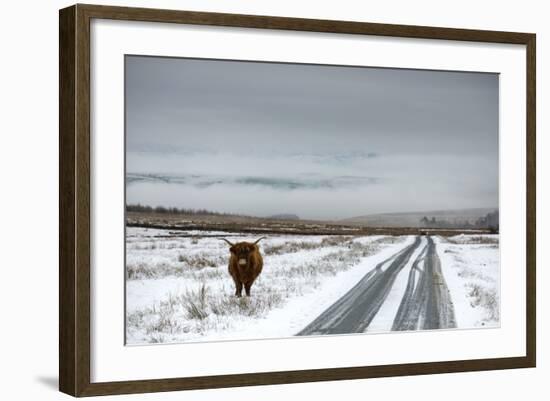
[59,4,536,397]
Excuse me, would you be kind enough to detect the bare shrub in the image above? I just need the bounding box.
[127,254,225,280]
[320,236,353,247]
[177,253,224,269]
[127,262,187,280]
[126,309,145,328]
[467,283,500,323]
[209,291,284,318]
[175,284,285,320]
[182,284,209,320]
[144,307,182,335]
[127,240,159,250]
[263,236,353,256]
[149,334,166,343]
[447,235,499,245]
[263,240,319,256]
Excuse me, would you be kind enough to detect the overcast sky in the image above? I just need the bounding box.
[125,55,498,220]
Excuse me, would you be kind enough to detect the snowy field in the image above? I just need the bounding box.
[125,228,499,345]
[436,234,500,328]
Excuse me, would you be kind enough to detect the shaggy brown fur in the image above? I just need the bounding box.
[221,237,266,297]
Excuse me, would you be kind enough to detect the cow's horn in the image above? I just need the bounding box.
[253,236,267,244]
[220,238,234,246]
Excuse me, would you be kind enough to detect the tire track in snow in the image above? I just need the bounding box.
[297,236,422,335]
[392,236,456,331]
[391,244,428,330]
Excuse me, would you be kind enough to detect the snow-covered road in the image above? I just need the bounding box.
[297,236,456,335]
[391,236,456,331]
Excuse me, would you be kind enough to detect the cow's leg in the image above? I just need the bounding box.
[235,282,243,297]
[244,283,252,297]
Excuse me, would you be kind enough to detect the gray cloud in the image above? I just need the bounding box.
[125,56,498,219]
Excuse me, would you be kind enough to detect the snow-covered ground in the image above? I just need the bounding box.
[435,234,500,328]
[126,227,407,344]
[125,228,500,345]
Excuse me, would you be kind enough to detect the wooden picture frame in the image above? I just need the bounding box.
[59,3,536,397]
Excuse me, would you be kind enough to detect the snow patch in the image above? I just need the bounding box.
[435,235,500,328]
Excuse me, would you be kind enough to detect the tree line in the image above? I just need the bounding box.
[420,210,499,232]
[126,203,236,216]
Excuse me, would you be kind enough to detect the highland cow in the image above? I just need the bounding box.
[221,237,266,297]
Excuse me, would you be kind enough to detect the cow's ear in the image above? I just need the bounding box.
[229,246,236,254]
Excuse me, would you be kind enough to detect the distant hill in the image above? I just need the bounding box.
[341,208,498,228]
[268,214,300,220]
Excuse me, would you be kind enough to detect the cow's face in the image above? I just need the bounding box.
[230,243,255,266]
